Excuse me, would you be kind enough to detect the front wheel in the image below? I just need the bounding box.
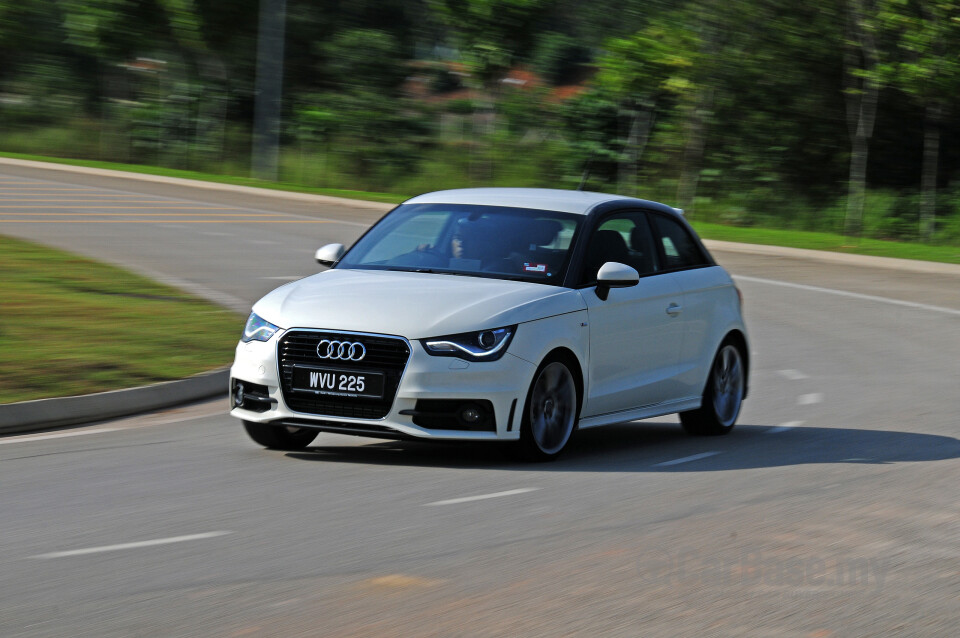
[680,343,745,436]
[243,421,318,450]
[518,358,580,461]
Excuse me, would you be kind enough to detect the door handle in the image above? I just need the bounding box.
[666,303,683,317]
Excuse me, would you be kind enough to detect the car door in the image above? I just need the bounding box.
[649,212,728,400]
[578,210,686,418]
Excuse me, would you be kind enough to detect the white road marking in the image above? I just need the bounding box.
[767,420,804,434]
[0,428,119,445]
[798,393,824,405]
[734,275,960,317]
[249,239,278,245]
[30,531,233,559]
[778,369,809,381]
[653,451,720,467]
[424,488,539,506]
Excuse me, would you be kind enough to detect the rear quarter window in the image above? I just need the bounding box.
[651,214,709,270]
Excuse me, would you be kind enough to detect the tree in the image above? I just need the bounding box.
[881,0,960,240]
[426,0,551,85]
[591,15,699,195]
[312,29,431,189]
[843,0,884,238]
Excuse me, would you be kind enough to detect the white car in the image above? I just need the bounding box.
[230,188,749,459]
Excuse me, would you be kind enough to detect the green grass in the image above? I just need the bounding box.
[690,222,960,265]
[0,235,243,404]
[4,150,960,265]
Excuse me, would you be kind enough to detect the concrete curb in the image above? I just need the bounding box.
[703,239,960,276]
[0,156,394,212]
[0,368,229,436]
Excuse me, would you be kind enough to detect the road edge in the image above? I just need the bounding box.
[0,368,229,436]
[3,155,958,274]
[703,239,960,276]
[0,156,394,212]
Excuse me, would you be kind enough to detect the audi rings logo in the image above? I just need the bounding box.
[316,339,367,361]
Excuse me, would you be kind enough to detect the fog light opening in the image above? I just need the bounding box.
[234,382,245,407]
[459,404,482,425]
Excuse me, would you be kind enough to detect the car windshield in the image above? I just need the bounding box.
[336,203,583,285]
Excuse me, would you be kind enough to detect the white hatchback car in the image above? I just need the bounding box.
[230,188,748,459]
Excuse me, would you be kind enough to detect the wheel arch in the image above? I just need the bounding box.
[516,346,585,460]
[541,346,585,416]
[720,329,750,399]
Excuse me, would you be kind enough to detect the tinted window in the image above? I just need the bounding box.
[337,203,583,285]
[580,211,658,284]
[651,214,709,270]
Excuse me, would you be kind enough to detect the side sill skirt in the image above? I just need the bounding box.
[578,397,701,429]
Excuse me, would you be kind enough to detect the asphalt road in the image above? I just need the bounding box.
[1,166,959,637]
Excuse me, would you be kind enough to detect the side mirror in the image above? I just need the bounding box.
[315,243,345,266]
[595,262,639,301]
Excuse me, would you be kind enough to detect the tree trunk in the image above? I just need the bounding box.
[676,88,713,214]
[920,104,941,242]
[618,107,638,196]
[843,0,879,239]
[846,133,869,237]
[619,104,654,198]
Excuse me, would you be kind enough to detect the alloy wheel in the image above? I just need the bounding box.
[528,361,578,455]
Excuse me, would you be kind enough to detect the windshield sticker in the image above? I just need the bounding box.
[523,263,548,274]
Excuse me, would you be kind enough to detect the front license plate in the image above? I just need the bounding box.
[292,366,385,399]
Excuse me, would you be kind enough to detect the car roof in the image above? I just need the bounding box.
[403,188,679,216]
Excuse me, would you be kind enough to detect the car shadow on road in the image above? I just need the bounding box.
[284,422,960,471]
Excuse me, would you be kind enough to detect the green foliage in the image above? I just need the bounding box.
[320,29,408,94]
[531,32,591,85]
[427,0,551,87]
[880,0,960,106]
[3,0,960,245]
[593,16,699,106]
[558,90,622,186]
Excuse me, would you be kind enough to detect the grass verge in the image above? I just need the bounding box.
[0,235,242,404]
[690,222,960,265]
[3,151,960,265]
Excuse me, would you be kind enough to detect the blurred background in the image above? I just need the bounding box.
[2,0,960,243]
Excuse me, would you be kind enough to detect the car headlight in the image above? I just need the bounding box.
[241,312,281,343]
[421,325,516,362]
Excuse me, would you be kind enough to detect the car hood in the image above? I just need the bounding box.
[252,268,585,339]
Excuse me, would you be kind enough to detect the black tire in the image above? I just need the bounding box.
[680,342,745,436]
[517,356,581,461]
[243,420,318,450]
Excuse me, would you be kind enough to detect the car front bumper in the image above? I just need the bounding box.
[229,331,536,441]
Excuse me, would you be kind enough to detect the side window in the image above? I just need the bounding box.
[580,211,658,285]
[651,214,709,270]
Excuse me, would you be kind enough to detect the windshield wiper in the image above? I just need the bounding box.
[382,267,451,274]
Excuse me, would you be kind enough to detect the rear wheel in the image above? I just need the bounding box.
[243,421,318,450]
[518,358,580,461]
[680,342,745,436]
